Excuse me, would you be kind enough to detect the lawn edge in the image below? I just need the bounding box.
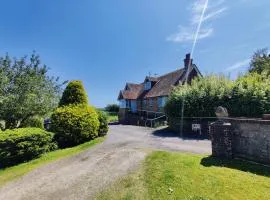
[0,136,106,187]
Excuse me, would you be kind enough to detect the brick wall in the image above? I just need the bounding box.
[210,118,270,164]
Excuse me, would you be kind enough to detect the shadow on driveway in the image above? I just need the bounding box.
[108,122,120,125]
[152,127,209,141]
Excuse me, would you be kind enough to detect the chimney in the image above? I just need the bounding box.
[184,53,193,70]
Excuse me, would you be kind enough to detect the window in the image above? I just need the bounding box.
[158,97,168,108]
[126,100,131,108]
[149,99,153,107]
[158,97,162,108]
[143,99,147,109]
[119,99,126,108]
[119,99,131,109]
[144,81,151,90]
[130,100,137,113]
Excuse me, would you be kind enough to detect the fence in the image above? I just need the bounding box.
[167,117,218,138]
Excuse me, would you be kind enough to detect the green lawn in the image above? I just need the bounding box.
[105,112,118,122]
[0,136,105,187]
[96,151,270,200]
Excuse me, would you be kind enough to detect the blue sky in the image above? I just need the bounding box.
[0,0,269,107]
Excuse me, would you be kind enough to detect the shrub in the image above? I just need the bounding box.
[20,116,44,129]
[50,105,100,148]
[165,75,233,118]
[96,110,109,136]
[230,73,270,117]
[105,104,119,113]
[165,74,270,121]
[0,128,57,167]
[58,80,88,107]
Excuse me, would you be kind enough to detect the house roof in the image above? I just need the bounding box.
[144,76,158,82]
[118,83,143,100]
[144,68,185,98]
[118,64,201,100]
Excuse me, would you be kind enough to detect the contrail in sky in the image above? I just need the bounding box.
[180,0,209,135]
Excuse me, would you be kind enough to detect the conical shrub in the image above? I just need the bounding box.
[59,80,88,107]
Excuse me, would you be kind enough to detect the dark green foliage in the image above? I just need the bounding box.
[52,80,103,148]
[165,75,233,118]
[50,105,100,148]
[96,110,109,136]
[105,104,119,113]
[229,73,270,117]
[20,116,44,129]
[165,74,270,121]
[0,52,65,130]
[0,128,57,167]
[249,48,270,76]
[58,80,88,107]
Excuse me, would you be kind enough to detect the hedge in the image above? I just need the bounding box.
[165,73,270,119]
[165,75,233,118]
[50,105,100,148]
[0,128,57,167]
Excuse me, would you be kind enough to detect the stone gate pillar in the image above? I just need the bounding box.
[209,121,233,159]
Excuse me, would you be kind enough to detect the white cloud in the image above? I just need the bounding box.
[167,0,227,43]
[167,26,213,43]
[225,59,250,72]
[203,7,227,22]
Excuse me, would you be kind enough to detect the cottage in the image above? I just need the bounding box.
[118,53,202,125]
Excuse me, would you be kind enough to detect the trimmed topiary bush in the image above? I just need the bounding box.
[50,105,100,148]
[58,80,88,107]
[96,110,109,136]
[20,116,44,129]
[0,128,57,167]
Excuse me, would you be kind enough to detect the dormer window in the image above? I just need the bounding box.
[144,81,151,90]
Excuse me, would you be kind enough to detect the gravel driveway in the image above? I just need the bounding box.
[0,125,211,200]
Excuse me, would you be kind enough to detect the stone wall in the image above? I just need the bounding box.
[210,118,270,165]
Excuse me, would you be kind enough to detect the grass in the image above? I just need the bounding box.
[95,151,270,200]
[0,136,105,187]
[105,112,118,122]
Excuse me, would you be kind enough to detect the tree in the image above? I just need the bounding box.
[58,80,88,107]
[0,52,65,129]
[249,48,270,76]
[105,104,119,113]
